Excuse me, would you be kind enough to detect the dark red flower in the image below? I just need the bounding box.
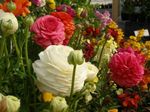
[118,92,140,108]
[83,26,100,37]
[83,42,95,61]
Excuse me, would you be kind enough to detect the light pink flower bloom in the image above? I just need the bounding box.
[32,0,46,7]
[30,15,65,48]
[109,47,144,88]
[95,10,112,27]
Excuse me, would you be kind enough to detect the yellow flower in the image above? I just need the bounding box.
[42,92,54,102]
[47,0,56,9]
[108,109,118,112]
[108,21,118,29]
[116,28,124,44]
[129,36,137,41]
[137,29,144,41]
[145,41,150,49]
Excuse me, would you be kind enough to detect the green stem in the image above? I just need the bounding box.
[76,31,82,49]
[0,36,6,57]
[4,39,10,68]
[25,27,31,75]
[98,39,107,68]
[20,54,26,73]
[12,34,20,57]
[12,34,25,73]
[70,65,77,101]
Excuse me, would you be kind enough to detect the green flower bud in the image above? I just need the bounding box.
[0,10,18,36]
[2,20,13,30]
[50,96,68,112]
[85,93,92,104]
[83,82,96,94]
[0,93,7,112]
[77,7,84,18]
[0,93,4,101]
[80,9,88,18]
[7,1,16,11]
[116,88,123,95]
[68,50,84,65]
[6,95,20,112]
[24,16,34,27]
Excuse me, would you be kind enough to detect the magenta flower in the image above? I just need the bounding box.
[109,47,144,88]
[30,15,65,48]
[95,10,112,27]
[56,4,76,17]
[32,0,46,7]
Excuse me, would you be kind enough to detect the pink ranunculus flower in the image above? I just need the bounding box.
[109,47,144,88]
[30,15,65,48]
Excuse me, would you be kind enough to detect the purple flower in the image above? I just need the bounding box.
[95,10,112,27]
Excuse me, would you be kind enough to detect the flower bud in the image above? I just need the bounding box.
[116,88,123,95]
[50,96,68,112]
[6,95,20,112]
[85,93,92,104]
[0,10,18,36]
[80,9,88,18]
[77,7,84,18]
[68,50,84,65]
[24,16,34,27]
[0,93,7,112]
[0,93,4,101]
[7,1,16,11]
[2,19,13,30]
[84,82,96,94]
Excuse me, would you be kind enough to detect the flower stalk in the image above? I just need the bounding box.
[0,36,6,57]
[98,38,107,68]
[70,65,77,100]
[24,27,31,75]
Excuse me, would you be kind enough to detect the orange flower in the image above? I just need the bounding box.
[140,69,150,90]
[108,109,118,112]
[51,12,75,45]
[0,0,31,16]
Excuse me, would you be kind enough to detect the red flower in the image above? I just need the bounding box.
[83,42,95,61]
[118,92,140,108]
[109,47,144,87]
[83,26,100,37]
[50,12,75,45]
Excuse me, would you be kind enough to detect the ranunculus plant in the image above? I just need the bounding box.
[0,0,150,112]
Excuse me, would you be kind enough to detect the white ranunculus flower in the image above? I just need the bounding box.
[0,10,18,35]
[33,45,87,96]
[6,95,20,112]
[86,62,98,81]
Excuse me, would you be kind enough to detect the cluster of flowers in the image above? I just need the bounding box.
[0,0,150,112]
